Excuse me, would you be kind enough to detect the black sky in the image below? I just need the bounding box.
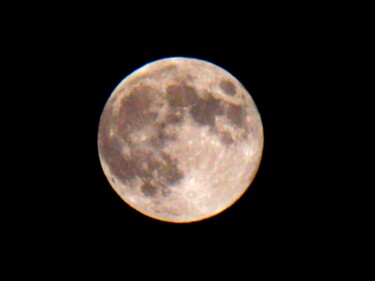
[11,10,344,270]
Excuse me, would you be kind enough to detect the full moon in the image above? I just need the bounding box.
[98,57,264,223]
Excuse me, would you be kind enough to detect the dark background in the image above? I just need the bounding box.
[10,6,351,273]
[48,32,323,244]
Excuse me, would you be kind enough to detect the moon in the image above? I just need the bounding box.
[98,57,264,223]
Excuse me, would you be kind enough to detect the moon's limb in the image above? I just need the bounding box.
[98,57,264,223]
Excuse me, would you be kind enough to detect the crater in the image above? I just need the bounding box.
[101,146,151,185]
[219,131,234,145]
[226,103,247,128]
[149,133,166,149]
[159,152,184,186]
[149,123,169,149]
[101,144,138,186]
[117,84,159,132]
[137,151,184,197]
[190,94,224,128]
[99,107,137,184]
[165,111,184,124]
[166,82,199,108]
[153,65,178,78]
[130,148,161,180]
[100,129,184,195]
[219,80,236,96]
[141,182,158,197]
[127,65,177,88]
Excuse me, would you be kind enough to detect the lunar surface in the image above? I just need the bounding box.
[98,57,263,223]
